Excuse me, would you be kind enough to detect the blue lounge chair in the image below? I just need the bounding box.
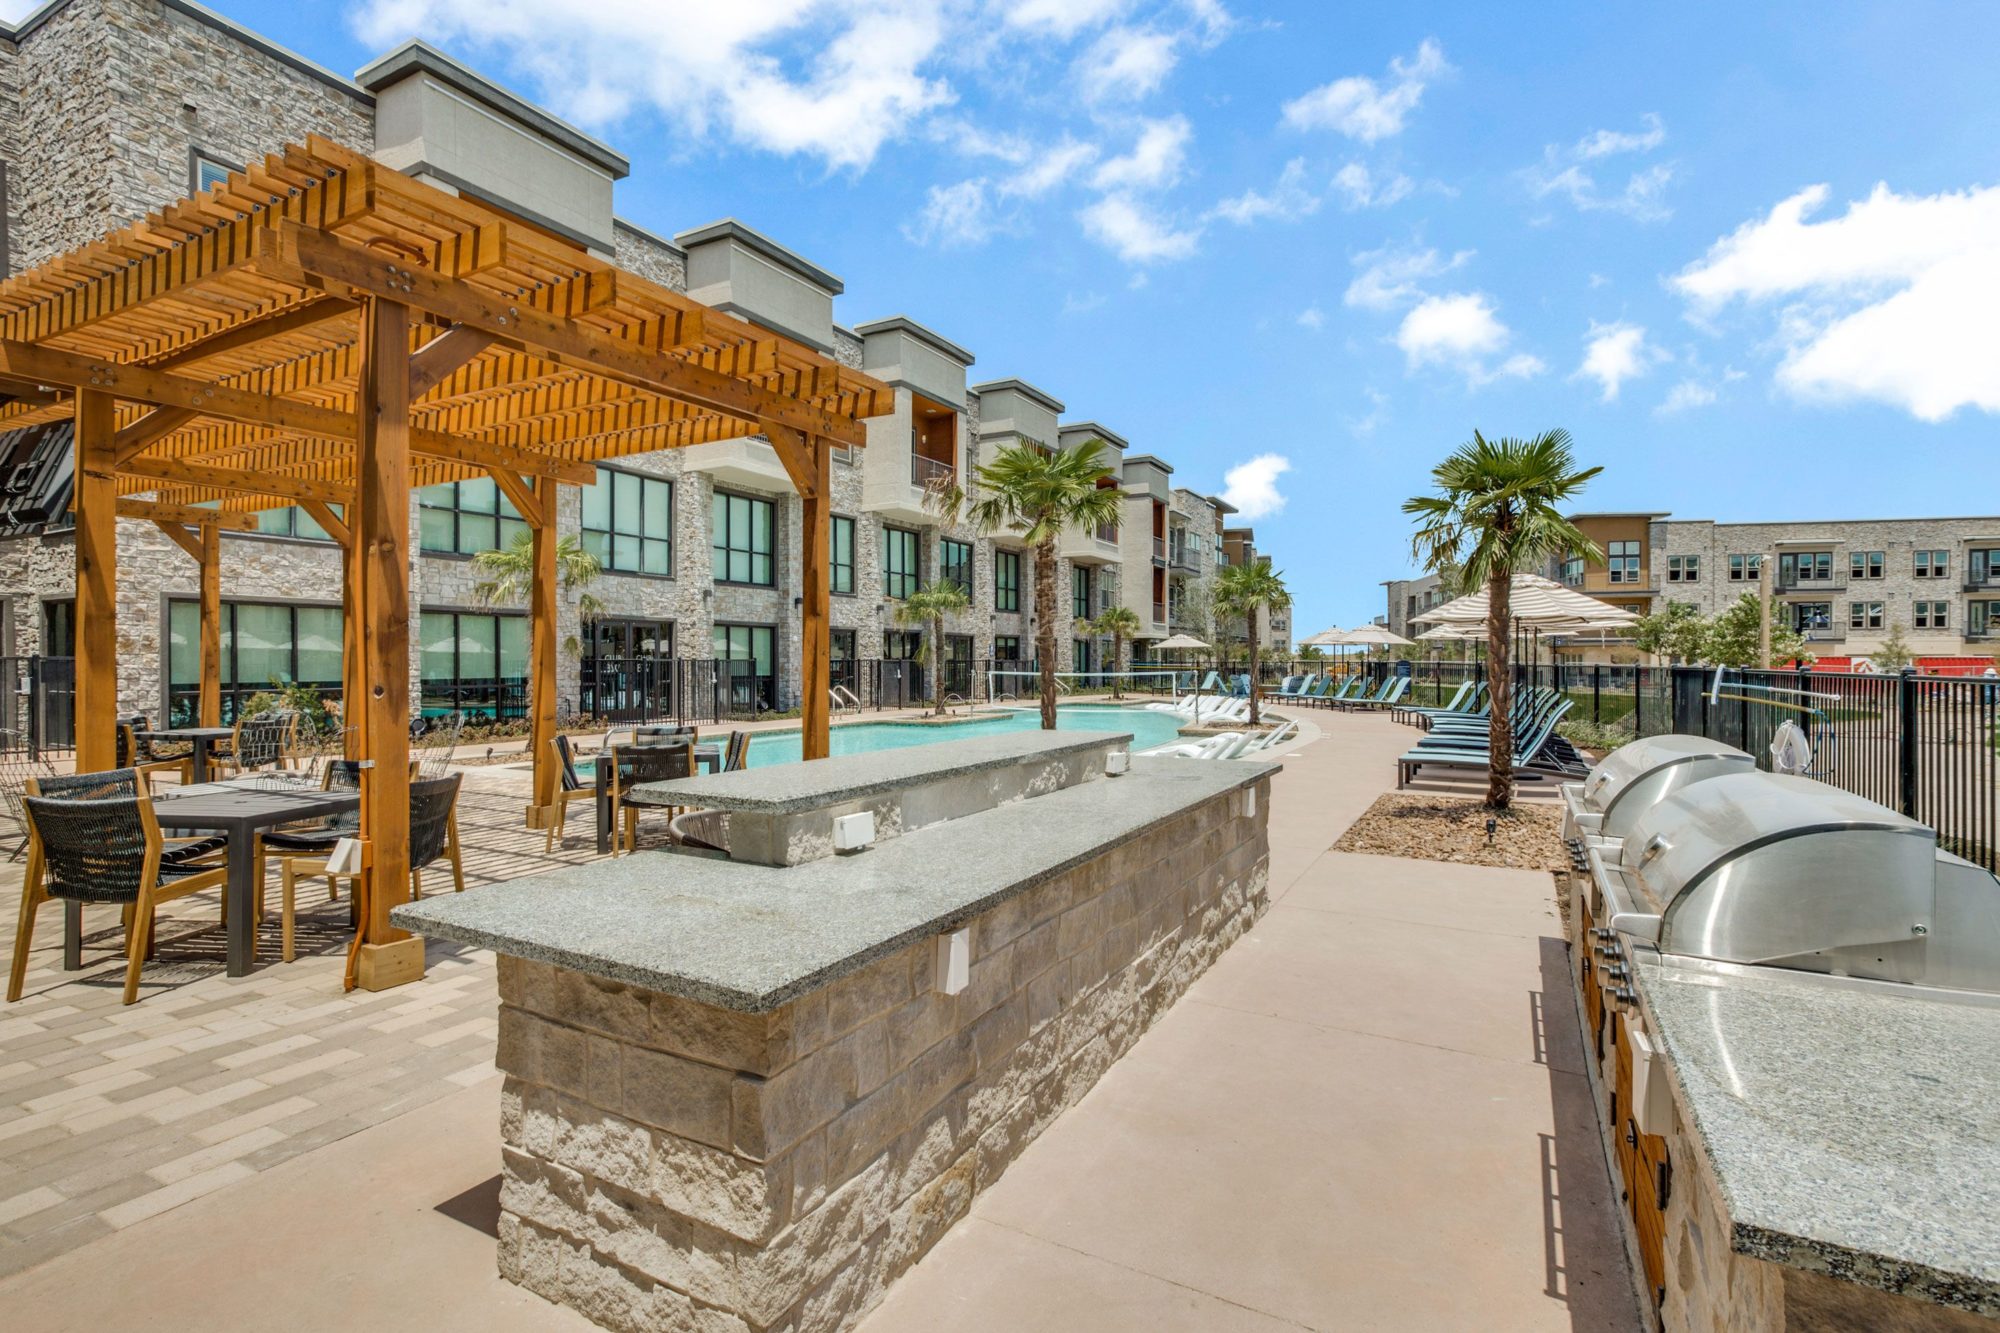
[1391,679,1472,726]
[1396,699,1574,788]
[1344,676,1410,711]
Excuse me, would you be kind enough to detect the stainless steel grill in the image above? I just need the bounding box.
[1587,770,2000,994]
[1560,734,1754,844]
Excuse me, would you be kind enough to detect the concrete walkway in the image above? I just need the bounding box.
[0,711,1637,1332]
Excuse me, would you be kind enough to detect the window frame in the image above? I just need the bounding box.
[1727,553,1763,582]
[165,597,346,726]
[883,525,921,601]
[1072,566,1090,621]
[713,621,778,711]
[1848,601,1883,630]
[189,148,240,195]
[712,490,777,587]
[830,515,855,596]
[1850,550,1885,580]
[580,465,674,577]
[994,549,1021,613]
[1605,540,1641,585]
[941,538,973,596]
[1914,599,1950,630]
[419,478,527,558]
[1666,554,1699,583]
[1914,549,1949,579]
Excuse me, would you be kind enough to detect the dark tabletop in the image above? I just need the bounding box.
[137,727,236,742]
[153,783,358,829]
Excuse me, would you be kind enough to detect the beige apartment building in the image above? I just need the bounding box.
[0,0,1280,721]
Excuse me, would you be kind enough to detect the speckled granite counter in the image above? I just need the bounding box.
[394,754,1273,1011]
[1635,956,2000,1314]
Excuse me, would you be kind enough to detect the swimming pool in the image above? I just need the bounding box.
[576,705,1189,773]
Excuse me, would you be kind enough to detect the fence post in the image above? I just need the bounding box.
[1592,664,1602,723]
[1898,666,1920,818]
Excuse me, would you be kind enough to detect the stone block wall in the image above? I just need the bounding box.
[492,777,1271,1332]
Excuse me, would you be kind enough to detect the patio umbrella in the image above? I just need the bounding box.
[1153,633,1211,698]
[1300,627,1350,647]
[1408,573,1638,632]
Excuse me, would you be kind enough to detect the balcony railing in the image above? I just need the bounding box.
[1152,600,1167,625]
[1167,544,1198,571]
[1964,576,2000,592]
[1094,521,1119,544]
[910,454,954,489]
[1152,537,1167,563]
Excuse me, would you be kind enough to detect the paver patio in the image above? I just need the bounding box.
[0,710,1637,1331]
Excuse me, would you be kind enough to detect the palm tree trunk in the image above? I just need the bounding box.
[1487,567,1513,809]
[1111,632,1123,700]
[1035,537,1058,730]
[931,612,943,717]
[1247,607,1262,727]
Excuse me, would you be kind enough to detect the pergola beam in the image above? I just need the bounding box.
[409,326,499,399]
[108,498,257,530]
[73,390,118,773]
[123,453,353,506]
[142,295,355,370]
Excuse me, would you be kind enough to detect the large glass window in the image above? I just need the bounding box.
[831,516,855,595]
[992,635,1022,662]
[1072,567,1090,621]
[714,623,777,711]
[1969,549,2000,587]
[420,478,526,556]
[581,467,672,575]
[1606,540,1640,584]
[419,610,527,720]
[941,539,973,595]
[994,550,1021,612]
[712,492,775,586]
[252,505,339,542]
[43,599,74,657]
[1971,601,1998,638]
[166,599,344,726]
[884,526,921,600]
[1780,551,1833,584]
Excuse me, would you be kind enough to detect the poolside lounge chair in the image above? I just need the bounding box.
[1344,677,1410,711]
[1390,679,1471,726]
[1238,719,1298,754]
[1403,681,1489,729]
[1334,677,1398,711]
[1396,699,1576,788]
[1275,673,1318,698]
[1141,730,1254,760]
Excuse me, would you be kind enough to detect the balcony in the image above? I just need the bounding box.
[1152,600,1167,626]
[910,453,954,490]
[1168,543,1199,572]
[1061,517,1121,564]
[1964,576,2000,593]
[1777,578,1845,595]
[1152,537,1167,565]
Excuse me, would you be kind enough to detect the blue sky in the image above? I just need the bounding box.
[58,1,2000,635]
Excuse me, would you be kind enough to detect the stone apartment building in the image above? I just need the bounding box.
[1381,571,1448,642]
[0,0,1274,723]
[1556,511,2000,662]
[1218,524,1290,654]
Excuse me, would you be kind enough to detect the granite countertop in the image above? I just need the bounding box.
[624,728,1125,812]
[1636,956,2000,1313]
[394,756,1274,1012]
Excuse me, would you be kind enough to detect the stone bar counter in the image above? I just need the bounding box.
[1568,895,2000,1331]
[395,731,1275,1333]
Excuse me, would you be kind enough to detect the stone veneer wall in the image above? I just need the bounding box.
[492,778,1271,1332]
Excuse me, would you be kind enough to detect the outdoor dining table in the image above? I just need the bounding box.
[135,725,235,784]
[594,742,722,854]
[60,780,361,977]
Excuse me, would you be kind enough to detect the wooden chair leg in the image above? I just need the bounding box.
[123,889,156,1005]
[545,798,561,853]
[447,814,465,893]
[280,860,297,963]
[7,882,44,1002]
[411,868,423,901]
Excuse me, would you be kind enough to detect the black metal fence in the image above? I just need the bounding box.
[0,656,73,758]
[578,657,735,725]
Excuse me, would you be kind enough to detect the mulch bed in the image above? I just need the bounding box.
[1333,793,1566,872]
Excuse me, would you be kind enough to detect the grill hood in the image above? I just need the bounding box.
[1562,734,1754,843]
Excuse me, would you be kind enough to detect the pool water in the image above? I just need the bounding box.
[579,705,1188,773]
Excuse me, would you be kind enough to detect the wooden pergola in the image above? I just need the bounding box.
[0,137,892,989]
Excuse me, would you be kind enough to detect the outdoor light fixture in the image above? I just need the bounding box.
[1485,816,1498,845]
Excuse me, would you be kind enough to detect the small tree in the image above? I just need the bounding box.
[1632,601,1708,664]
[893,579,971,717]
[1872,620,1914,672]
[1087,605,1142,698]
[1214,560,1291,726]
[1704,593,1814,668]
[471,530,605,658]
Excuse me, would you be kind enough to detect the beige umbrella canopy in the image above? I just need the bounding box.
[1154,633,1212,651]
[1337,623,1416,649]
[1410,573,1638,631]
[1300,627,1350,648]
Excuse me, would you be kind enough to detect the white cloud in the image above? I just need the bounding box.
[1395,293,1544,386]
[1180,0,1235,43]
[1296,305,1325,330]
[905,178,997,248]
[1344,243,1472,312]
[1522,115,1673,221]
[1090,116,1191,190]
[1573,322,1662,402]
[1347,388,1390,438]
[1656,379,1718,415]
[1079,194,1202,262]
[1003,0,1131,39]
[1079,26,1179,102]
[1674,182,2000,421]
[1220,453,1291,519]
[1281,39,1450,142]
[1000,136,1099,197]
[1211,158,1319,225]
[1330,161,1414,211]
[353,0,953,171]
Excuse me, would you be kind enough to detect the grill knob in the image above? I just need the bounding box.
[1614,987,1638,1007]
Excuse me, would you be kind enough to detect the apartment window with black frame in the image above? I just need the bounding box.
[941,539,973,595]
[883,526,921,600]
[1666,554,1699,583]
[994,549,1021,612]
[1849,601,1883,630]
[714,623,777,711]
[581,467,672,576]
[1914,549,1949,579]
[1850,550,1885,580]
[1560,556,1584,586]
[1969,548,2000,586]
[420,610,529,721]
[712,492,775,586]
[252,505,340,542]
[1072,567,1090,621]
[1971,601,1999,639]
[1914,600,1950,630]
[993,635,1022,662]
[1606,541,1640,584]
[167,599,343,726]
[419,478,526,556]
[1780,551,1833,584]
[830,516,855,595]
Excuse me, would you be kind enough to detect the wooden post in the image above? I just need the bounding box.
[73,389,118,772]
[351,297,419,992]
[798,435,832,762]
[528,473,560,824]
[198,523,221,727]
[340,519,362,756]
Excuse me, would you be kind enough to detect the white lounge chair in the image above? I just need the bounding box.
[1141,731,1245,760]
[1237,719,1298,755]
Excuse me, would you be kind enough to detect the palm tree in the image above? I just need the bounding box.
[470,530,605,658]
[1215,561,1291,727]
[1086,604,1142,699]
[893,579,971,717]
[931,440,1122,729]
[1403,429,1601,809]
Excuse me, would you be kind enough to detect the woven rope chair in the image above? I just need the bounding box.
[722,730,752,773]
[608,741,691,855]
[274,770,462,961]
[542,734,595,852]
[116,716,191,789]
[0,731,54,861]
[217,711,301,780]
[7,777,231,1004]
[413,712,465,779]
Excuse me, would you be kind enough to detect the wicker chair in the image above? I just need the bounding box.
[607,741,691,855]
[7,772,232,1004]
[721,730,752,772]
[413,712,465,779]
[116,716,191,789]
[0,731,54,860]
[542,734,595,852]
[215,711,301,779]
[273,771,462,961]
[266,761,361,960]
